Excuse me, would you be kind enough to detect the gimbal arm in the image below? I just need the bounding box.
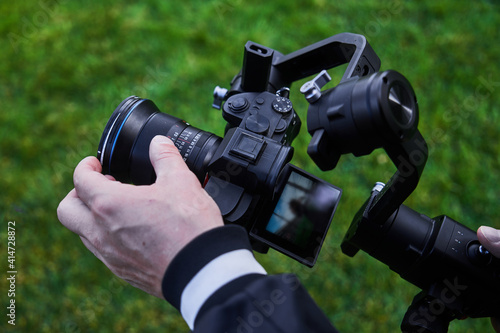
[273,32,381,84]
[368,130,428,225]
[340,129,428,257]
[220,32,381,100]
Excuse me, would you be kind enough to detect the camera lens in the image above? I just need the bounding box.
[98,96,222,185]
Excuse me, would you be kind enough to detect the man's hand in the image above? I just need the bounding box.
[478,226,500,258]
[477,226,500,333]
[57,135,224,298]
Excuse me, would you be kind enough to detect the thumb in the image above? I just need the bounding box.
[149,135,189,182]
[477,226,500,258]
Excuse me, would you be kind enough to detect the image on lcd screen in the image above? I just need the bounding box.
[265,170,339,249]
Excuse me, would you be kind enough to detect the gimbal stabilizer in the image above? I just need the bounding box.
[293,34,500,333]
[218,32,500,332]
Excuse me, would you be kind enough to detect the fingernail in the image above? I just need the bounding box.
[480,226,500,243]
[152,135,172,144]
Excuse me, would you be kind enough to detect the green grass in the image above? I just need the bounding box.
[1,0,500,332]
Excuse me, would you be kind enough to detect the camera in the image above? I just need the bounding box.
[96,32,384,266]
[96,36,351,266]
[97,92,341,267]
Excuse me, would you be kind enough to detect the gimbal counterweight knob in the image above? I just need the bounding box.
[213,86,228,110]
[300,70,331,103]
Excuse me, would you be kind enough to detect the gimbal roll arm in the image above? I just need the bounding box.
[273,32,381,84]
[218,32,381,102]
[368,130,428,226]
[340,128,428,257]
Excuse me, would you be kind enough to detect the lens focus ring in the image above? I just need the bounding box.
[98,96,221,185]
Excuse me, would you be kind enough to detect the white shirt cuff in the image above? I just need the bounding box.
[179,248,267,329]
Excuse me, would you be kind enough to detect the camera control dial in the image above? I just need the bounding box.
[272,96,292,113]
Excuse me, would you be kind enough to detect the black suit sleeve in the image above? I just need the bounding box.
[162,225,338,333]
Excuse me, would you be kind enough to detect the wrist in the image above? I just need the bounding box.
[162,225,267,329]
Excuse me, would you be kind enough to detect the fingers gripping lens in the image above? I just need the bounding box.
[98,96,221,185]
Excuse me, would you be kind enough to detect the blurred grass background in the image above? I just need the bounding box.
[1,0,500,332]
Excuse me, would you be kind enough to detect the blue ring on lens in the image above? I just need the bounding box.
[108,98,146,170]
